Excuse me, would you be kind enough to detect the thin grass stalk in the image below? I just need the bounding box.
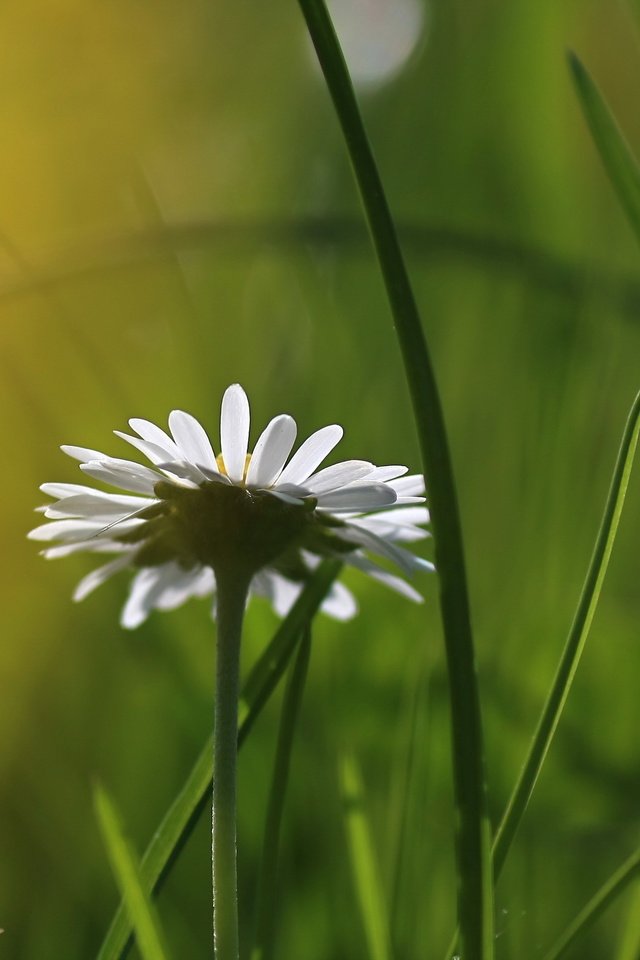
[569,53,640,243]
[251,627,313,960]
[614,877,640,960]
[97,559,341,960]
[295,2,493,956]
[541,846,640,960]
[492,390,640,878]
[340,751,392,960]
[389,664,427,953]
[94,786,171,960]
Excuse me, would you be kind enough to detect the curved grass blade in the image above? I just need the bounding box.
[251,627,313,960]
[569,52,640,243]
[492,390,640,878]
[541,845,640,960]
[94,785,171,960]
[296,2,493,956]
[339,751,392,960]
[97,559,342,960]
[615,875,640,960]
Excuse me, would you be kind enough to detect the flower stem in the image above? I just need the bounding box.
[212,566,250,960]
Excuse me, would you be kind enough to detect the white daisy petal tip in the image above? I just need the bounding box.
[168,409,218,472]
[246,414,297,488]
[220,383,251,482]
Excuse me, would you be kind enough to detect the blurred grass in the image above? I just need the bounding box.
[3,1,640,958]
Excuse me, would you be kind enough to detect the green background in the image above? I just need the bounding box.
[2,1,640,956]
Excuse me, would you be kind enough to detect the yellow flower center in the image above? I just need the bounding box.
[216,452,252,483]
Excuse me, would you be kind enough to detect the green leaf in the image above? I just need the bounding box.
[295,3,493,957]
[542,845,640,960]
[97,559,341,960]
[615,875,640,960]
[251,627,313,960]
[492,390,640,878]
[339,751,392,960]
[569,52,640,242]
[94,785,171,960]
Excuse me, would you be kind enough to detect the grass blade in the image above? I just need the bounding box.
[493,390,640,878]
[97,559,341,960]
[251,627,313,960]
[569,52,640,242]
[615,876,640,960]
[541,846,640,960]
[339,751,392,960]
[296,2,493,956]
[94,785,171,960]
[388,664,428,953]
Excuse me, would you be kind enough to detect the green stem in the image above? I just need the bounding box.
[252,627,313,960]
[295,3,493,957]
[212,567,250,960]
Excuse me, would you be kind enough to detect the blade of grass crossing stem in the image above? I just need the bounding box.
[492,391,640,878]
[541,846,640,960]
[389,663,428,953]
[94,785,171,960]
[251,627,313,960]
[295,3,493,957]
[615,875,640,960]
[569,53,640,244]
[96,560,341,960]
[340,751,392,960]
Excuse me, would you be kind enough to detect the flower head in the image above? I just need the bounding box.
[29,384,433,627]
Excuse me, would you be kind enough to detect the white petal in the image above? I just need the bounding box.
[129,418,181,459]
[61,444,109,463]
[42,541,132,559]
[355,517,428,543]
[390,474,425,497]
[304,460,375,495]
[276,424,344,486]
[155,566,215,609]
[268,489,306,506]
[346,553,424,602]
[315,482,397,512]
[155,460,204,486]
[341,520,434,576]
[73,555,131,602]
[30,516,144,543]
[320,581,358,620]
[193,465,231,484]
[120,568,161,629]
[29,518,115,542]
[169,410,218,471]
[220,384,250,482]
[40,482,101,499]
[246,415,297,487]
[353,465,408,483]
[80,458,162,495]
[257,570,302,617]
[367,506,430,526]
[45,492,154,520]
[114,431,176,465]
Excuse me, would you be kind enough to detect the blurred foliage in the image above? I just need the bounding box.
[2,0,640,957]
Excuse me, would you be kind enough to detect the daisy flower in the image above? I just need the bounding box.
[29,384,433,628]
